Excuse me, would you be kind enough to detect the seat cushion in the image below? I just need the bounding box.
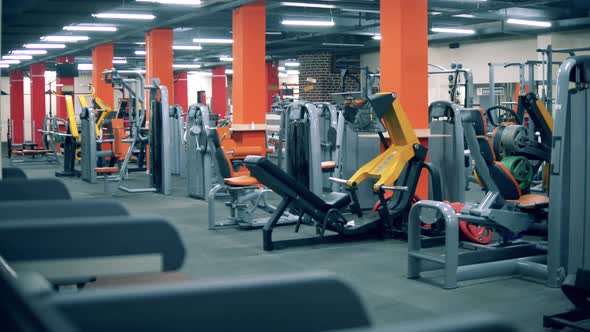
[508,194,549,210]
[224,176,259,187]
[323,192,351,210]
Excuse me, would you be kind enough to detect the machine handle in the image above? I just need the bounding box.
[328,177,348,184]
[380,185,408,191]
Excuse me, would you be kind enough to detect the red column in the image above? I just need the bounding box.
[232,1,266,149]
[174,71,188,112]
[266,61,279,112]
[146,28,174,109]
[92,43,114,107]
[30,63,46,144]
[56,56,75,119]
[9,70,25,144]
[380,0,429,197]
[211,65,227,117]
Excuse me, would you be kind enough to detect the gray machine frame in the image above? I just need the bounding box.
[169,104,186,178]
[547,55,590,287]
[106,70,171,195]
[186,104,215,200]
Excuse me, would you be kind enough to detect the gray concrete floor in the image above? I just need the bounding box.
[9,160,571,331]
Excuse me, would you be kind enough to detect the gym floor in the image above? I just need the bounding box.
[11,160,569,331]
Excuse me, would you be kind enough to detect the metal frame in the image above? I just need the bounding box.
[186,104,215,199]
[169,104,186,178]
[428,63,474,107]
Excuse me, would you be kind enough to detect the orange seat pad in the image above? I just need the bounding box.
[224,176,259,187]
[508,194,549,209]
[95,167,120,174]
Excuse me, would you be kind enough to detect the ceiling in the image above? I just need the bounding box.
[2,0,589,72]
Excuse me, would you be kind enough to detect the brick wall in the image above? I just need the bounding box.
[298,52,360,103]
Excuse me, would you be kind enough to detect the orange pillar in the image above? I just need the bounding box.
[174,71,188,113]
[146,28,174,107]
[92,43,114,107]
[232,1,267,149]
[211,65,228,117]
[30,63,46,145]
[380,0,429,197]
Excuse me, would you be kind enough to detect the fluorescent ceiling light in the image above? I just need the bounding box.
[188,71,212,76]
[285,61,300,67]
[281,2,335,9]
[78,63,93,70]
[173,64,202,69]
[278,72,288,78]
[0,64,10,68]
[322,42,364,47]
[225,69,233,75]
[453,14,475,18]
[135,50,146,55]
[372,35,382,40]
[135,42,146,45]
[429,11,442,16]
[11,50,48,55]
[173,45,203,50]
[193,38,233,44]
[431,27,476,34]
[219,56,233,62]
[24,43,66,49]
[64,26,118,32]
[281,19,334,27]
[286,70,300,75]
[113,58,128,64]
[340,8,379,14]
[3,55,33,60]
[278,66,285,71]
[136,0,202,4]
[92,13,156,20]
[41,35,89,42]
[506,18,551,28]
[0,60,21,64]
[266,31,283,35]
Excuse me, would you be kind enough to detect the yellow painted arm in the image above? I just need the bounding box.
[65,95,79,140]
[93,97,113,137]
[346,93,420,192]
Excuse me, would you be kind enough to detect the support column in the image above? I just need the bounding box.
[232,1,266,148]
[146,28,174,106]
[380,0,429,197]
[174,71,188,112]
[92,43,114,107]
[30,63,46,144]
[55,56,75,120]
[9,70,25,144]
[266,61,279,112]
[211,65,227,117]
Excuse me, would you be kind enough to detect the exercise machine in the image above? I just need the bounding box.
[104,70,172,195]
[169,104,186,178]
[407,104,550,289]
[245,92,441,251]
[186,104,216,199]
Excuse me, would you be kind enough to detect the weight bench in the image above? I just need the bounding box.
[0,178,71,200]
[0,215,185,286]
[0,200,128,221]
[2,167,27,179]
[95,167,119,193]
[244,155,385,251]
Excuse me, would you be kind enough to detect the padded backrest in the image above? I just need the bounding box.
[462,108,487,135]
[490,162,522,200]
[477,137,496,165]
[0,179,71,201]
[207,128,232,179]
[0,200,128,221]
[2,168,27,179]
[0,265,78,332]
[245,155,329,211]
[49,272,370,332]
[0,216,185,272]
